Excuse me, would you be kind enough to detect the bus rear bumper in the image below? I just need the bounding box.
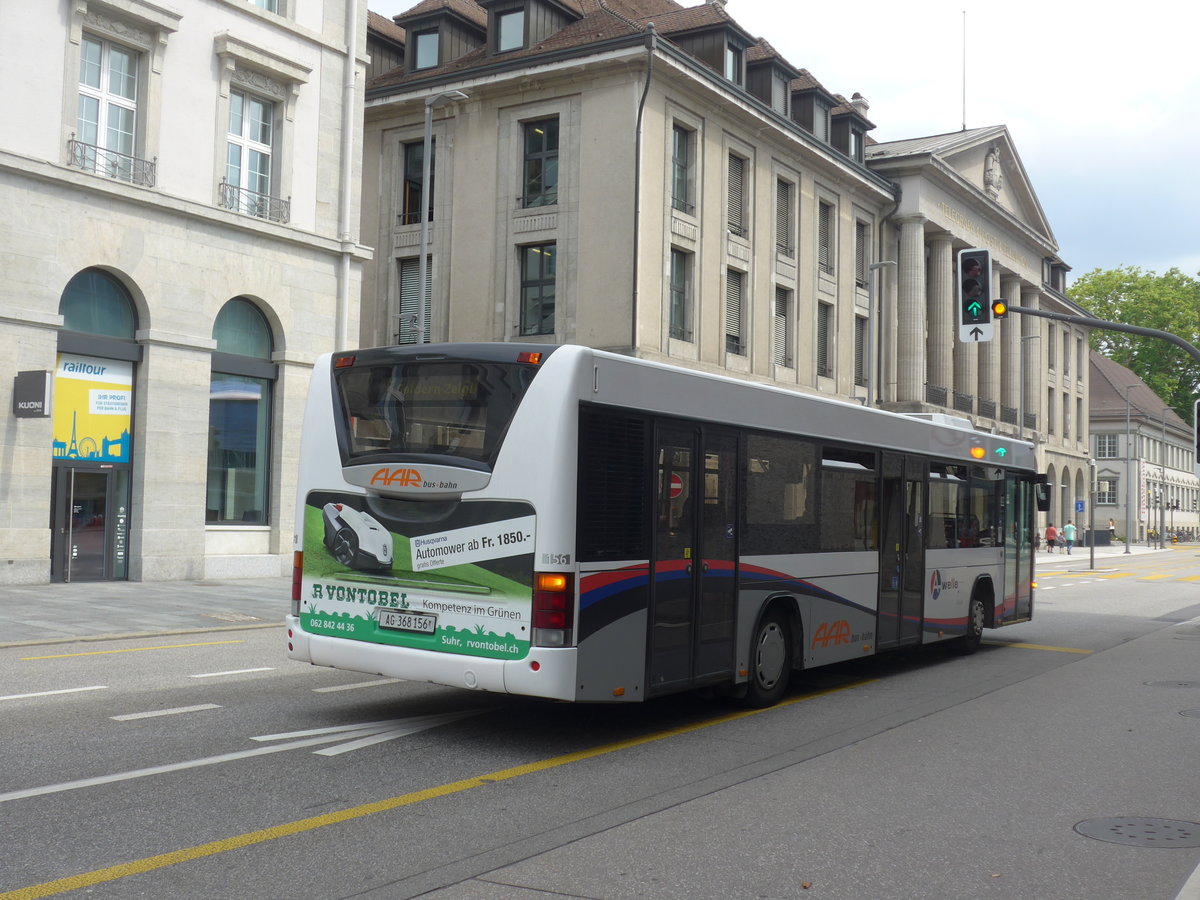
[285,615,576,700]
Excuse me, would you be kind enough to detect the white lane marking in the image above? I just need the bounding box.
[312,678,403,693]
[0,685,107,701]
[111,704,222,721]
[0,712,484,804]
[189,668,275,678]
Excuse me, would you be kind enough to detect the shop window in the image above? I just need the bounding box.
[207,299,275,525]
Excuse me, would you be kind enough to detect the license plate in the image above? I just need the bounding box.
[377,609,437,634]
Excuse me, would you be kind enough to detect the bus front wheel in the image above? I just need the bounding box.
[744,609,792,707]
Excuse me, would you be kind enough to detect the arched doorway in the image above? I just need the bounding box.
[50,269,141,582]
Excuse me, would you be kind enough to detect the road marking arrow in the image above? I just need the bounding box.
[0,710,483,804]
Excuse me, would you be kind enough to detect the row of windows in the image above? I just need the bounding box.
[70,27,295,223]
[671,125,872,282]
[61,270,276,526]
[1093,478,1199,512]
[1096,432,1196,471]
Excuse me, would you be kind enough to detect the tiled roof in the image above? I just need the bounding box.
[367,10,406,43]
[394,0,487,29]
[1089,353,1186,426]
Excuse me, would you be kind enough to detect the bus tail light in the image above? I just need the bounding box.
[532,572,574,647]
[291,551,303,616]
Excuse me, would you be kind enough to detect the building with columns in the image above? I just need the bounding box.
[361,1,1090,523]
[868,128,1093,522]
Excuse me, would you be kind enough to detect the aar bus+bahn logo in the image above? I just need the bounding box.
[371,467,423,487]
[811,620,852,649]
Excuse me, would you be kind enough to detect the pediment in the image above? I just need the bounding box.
[869,125,1055,247]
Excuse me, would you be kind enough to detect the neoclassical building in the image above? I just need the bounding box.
[361,0,1090,518]
[867,127,1094,526]
[0,0,369,584]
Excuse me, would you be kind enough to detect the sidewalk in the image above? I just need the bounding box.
[0,542,1187,649]
[0,576,290,648]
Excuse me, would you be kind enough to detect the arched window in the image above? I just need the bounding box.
[206,299,275,525]
[60,269,137,338]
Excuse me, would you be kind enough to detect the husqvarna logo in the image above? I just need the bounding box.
[370,467,422,487]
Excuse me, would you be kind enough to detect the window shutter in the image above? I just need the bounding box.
[398,257,430,344]
[817,302,831,375]
[775,180,792,255]
[727,154,745,236]
[818,202,833,274]
[773,287,790,366]
[725,269,743,354]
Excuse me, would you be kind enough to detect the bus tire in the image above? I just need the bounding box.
[744,609,791,708]
[951,594,986,655]
[331,527,359,567]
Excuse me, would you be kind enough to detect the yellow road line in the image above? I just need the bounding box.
[990,641,1093,655]
[20,641,243,661]
[1098,572,1134,579]
[1139,574,1170,581]
[1181,575,1200,583]
[0,679,871,900]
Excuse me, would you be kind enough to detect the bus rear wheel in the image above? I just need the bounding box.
[744,609,791,708]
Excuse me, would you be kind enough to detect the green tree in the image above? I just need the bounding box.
[1067,266,1200,426]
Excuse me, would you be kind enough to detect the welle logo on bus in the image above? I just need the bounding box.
[300,491,536,660]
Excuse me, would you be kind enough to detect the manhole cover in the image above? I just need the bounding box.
[1074,818,1200,848]
[1144,681,1200,688]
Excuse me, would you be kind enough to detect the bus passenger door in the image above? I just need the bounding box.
[878,453,925,649]
[649,423,738,694]
[1005,475,1034,621]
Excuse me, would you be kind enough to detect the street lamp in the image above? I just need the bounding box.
[1158,406,1169,549]
[867,260,895,406]
[1124,383,1137,554]
[416,89,469,345]
[1087,457,1097,570]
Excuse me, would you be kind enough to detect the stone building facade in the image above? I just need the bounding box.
[0,0,369,584]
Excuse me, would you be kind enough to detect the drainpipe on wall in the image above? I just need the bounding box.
[631,23,656,355]
[876,181,901,404]
[336,0,361,350]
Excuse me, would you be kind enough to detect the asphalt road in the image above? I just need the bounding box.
[1,548,1198,900]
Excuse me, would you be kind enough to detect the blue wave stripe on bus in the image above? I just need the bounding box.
[580,561,874,618]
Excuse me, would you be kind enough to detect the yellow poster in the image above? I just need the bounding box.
[52,354,133,463]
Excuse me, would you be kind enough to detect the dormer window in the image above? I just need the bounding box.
[724,43,743,86]
[413,29,439,70]
[849,127,864,163]
[813,99,830,142]
[496,8,525,52]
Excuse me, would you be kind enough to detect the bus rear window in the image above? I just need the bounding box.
[334,361,538,466]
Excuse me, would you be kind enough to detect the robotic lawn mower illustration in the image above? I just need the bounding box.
[321,503,394,571]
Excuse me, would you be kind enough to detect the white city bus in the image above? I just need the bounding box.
[287,343,1044,706]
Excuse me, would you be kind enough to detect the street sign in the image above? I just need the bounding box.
[957,248,994,343]
[1076,500,1085,513]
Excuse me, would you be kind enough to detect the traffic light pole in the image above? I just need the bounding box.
[1003,306,1200,366]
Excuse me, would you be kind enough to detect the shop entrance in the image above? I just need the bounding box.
[50,465,130,582]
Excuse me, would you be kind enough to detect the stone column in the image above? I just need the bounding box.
[926,235,954,400]
[896,216,927,405]
[999,276,1022,424]
[977,260,1001,415]
[1020,285,1042,437]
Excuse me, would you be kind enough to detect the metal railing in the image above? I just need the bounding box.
[952,390,974,414]
[67,136,156,187]
[218,178,290,224]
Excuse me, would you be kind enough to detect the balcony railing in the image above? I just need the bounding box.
[218,178,290,224]
[67,136,156,187]
[978,399,997,420]
[952,391,974,415]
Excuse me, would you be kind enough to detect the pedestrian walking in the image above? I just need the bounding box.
[1063,520,1076,555]
[1045,523,1058,553]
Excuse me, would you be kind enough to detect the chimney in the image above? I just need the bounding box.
[850,92,869,117]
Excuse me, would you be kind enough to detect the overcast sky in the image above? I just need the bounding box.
[368,0,1200,282]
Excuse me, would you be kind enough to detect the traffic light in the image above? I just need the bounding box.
[957,248,993,342]
[991,298,1008,318]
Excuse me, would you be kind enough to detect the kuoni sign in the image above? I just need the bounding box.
[52,354,133,462]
